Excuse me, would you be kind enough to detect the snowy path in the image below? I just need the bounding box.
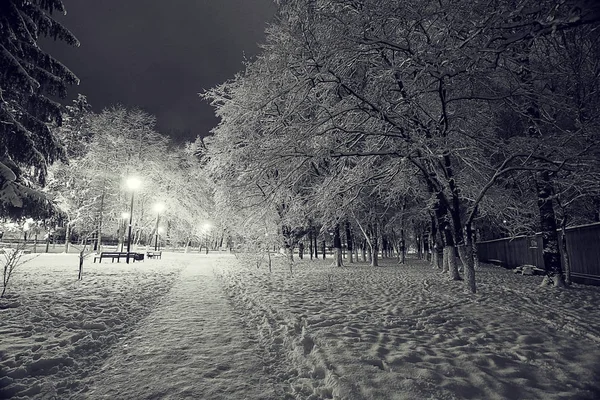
[77,256,277,400]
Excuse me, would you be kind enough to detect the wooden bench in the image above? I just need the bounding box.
[146,251,162,259]
[94,252,144,263]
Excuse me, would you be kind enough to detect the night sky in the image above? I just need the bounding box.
[42,1,277,143]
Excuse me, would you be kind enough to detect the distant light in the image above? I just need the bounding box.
[503,220,507,224]
[122,212,130,219]
[203,223,212,231]
[125,176,142,191]
[154,203,166,213]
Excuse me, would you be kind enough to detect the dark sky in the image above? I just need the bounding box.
[42,0,277,143]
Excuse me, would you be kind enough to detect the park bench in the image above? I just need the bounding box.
[514,264,545,276]
[146,250,162,259]
[94,252,144,263]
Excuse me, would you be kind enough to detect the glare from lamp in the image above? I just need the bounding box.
[125,176,142,191]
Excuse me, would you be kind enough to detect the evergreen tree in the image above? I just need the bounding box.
[0,0,79,215]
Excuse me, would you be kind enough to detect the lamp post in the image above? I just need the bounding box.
[125,176,141,263]
[153,203,165,251]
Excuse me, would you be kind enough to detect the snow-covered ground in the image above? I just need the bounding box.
[0,252,185,398]
[1,252,600,399]
[220,254,600,400]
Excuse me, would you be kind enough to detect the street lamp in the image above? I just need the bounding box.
[153,203,165,251]
[125,176,141,263]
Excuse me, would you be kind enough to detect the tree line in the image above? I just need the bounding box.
[202,0,600,291]
[2,1,600,292]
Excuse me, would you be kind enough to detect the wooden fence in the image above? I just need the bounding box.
[477,222,600,285]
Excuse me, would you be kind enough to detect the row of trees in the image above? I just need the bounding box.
[203,0,600,291]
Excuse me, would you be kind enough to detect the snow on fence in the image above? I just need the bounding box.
[477,222,600,285]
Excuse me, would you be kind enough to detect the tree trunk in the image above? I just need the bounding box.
[438,203,461,280]
[383,236,390,258]
[282,225,294,262]
[442,246,450,273]
[416,229,422,260]
[78,249,84,280]
[117,223,123,252]
[345,221,353,263]
[400,229,406,264]
[456,224,477,292]
[536,171,565,287]
[308,229,313,260]
[64,222,71,253]
[446,246,461,280]
[371,244,378,267]
[430,215,442,268]
[457,245,475,292]
[285,245,294,263]
[473,228,480,269]
[95,188,105,252]
[333,224,343,267]
[435,244,444,269]
[560,218,572,286]
[368,223,379,267]
[321,240,326,259]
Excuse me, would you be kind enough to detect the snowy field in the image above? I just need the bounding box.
[1,252,600,399]
[218,254,600,400]
[0,252,186,399]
